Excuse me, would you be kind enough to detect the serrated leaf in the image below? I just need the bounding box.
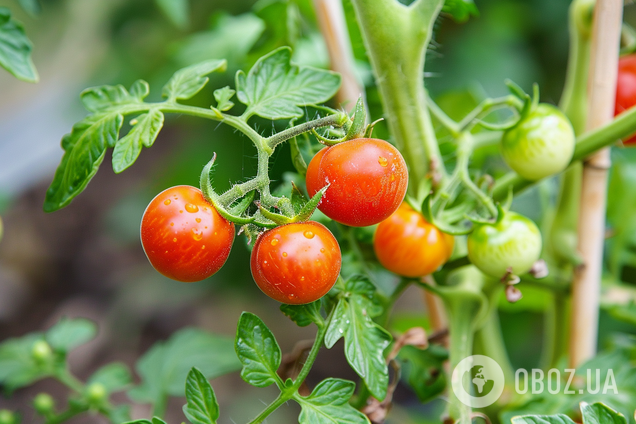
[0,7,37,82]
[45,317,97,352]
[0,333,49,392]
[183,368,219,424]
[113,110,164,173]
[81,81,148,113]
[398,344,447,403]
[511,415,577,424]
[17,0,40,16]
[581,402,627,424]
[325,276,391,400]
[442,0,478,23]
[280,301,321,327]
[88,363,132,393]
[214,86,235,111]
[296,378,369,424]
[128,328,240,406]
[162,59,226,101]
[44,113,123,212]
[155,0,189,28]
[236,47,340,120]
[235,312,281,387]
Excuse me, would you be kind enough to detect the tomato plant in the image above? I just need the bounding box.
[373,203,454,277]
[140,186,235,282]
[615,54,636,144]
[250,221,341,304]
[306,138,408,227]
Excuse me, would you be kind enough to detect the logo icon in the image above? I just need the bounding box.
[451,355,505,408]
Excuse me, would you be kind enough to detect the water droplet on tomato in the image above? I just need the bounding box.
[202,245,206,250]
[195,218,201,223]
[192,228,203,241]
[173,238,177,242]
[390,174,395,182]
[170,222,174,226]
[320,248,325,253]
[282,252,288,257]
[164,199,171,205]
[304,231,315,239]
[179,210,184,213]
[300,276,305,281]
[378,156,388,167]
[185,203,199,213]
[271,238,279,246]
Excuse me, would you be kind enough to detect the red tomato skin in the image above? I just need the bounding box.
[305,138,408,227]
[615,54,636,145]
[250,221,341,304]
[141,186,235,282]
[374,203,454,277]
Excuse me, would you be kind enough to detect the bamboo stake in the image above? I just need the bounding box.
[422,277,448,336]
[569,0,622,368]
[312,0,365,110]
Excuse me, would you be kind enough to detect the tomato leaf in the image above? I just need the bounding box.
[214,86,236,111]
[128,329,240,406]
[0,333,50,392]
[280,301,323,327]
[442,0,478,23]
[235,312,282,387]
[183,368,219,424]
[580,402,627,424]
[45,317,97,353]
[236,47,341,120]
[113,110,165,173]
[511,415,577,424]
[82,80,149,112]
[87,363,132,394]
[296,378,370,424]
[0,7,38,82]
[162,59,227,102]
[324,276,391,400]
[155,0,189,29]
[397,344,447,403]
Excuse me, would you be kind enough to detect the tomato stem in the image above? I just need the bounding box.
[266,113,349,150]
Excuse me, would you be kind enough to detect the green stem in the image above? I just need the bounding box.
[247,394,287,424]
[456,95,523,133]
[54,369,84,393]
[266,113,348,149]
[348,0,447,194]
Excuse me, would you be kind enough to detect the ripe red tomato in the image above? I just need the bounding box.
[373,203,454,277]
[305,138,408,227]
[141,185,235,282]
[615,54,636,145]
[250,221,341,304]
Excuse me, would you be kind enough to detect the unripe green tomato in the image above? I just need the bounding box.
[86,383,107,404]
[33,393,55,414]
[501,104,575,181]
[0,410,17,424]
[31,340,53,363]
[467,211,542,278]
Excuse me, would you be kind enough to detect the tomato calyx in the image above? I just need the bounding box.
[311,97,384,146]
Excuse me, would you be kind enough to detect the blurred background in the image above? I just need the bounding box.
[2,0,636,423]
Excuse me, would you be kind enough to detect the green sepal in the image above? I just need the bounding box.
[290,181,308,214]
[255,202,294,226]
[363,118,384,138]
[343,97,366,141]
[293,185,328,222]
[199,155,255,225]
[421,195,472,235]
[290,137,308,176]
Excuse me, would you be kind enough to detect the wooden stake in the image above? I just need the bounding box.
[569,0,622,368]
[312,0,365,110]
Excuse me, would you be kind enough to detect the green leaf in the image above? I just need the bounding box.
[88,363,132,393]
[17,0,41,16]
[45,317,97,352]
[296,378,369,424]
[581,402,627,424]
[44,113,123,212]
[113,110,164,173]
[123,418,166,424]
[81,80,148,113]
[397,344,447,403]
[0,333,49,392]
[442,0,478,22]
[235,312,281,387]
[155,0,189,28]
[183,368,219,424]
[236,47,341,120]
[162,59,227,101]
[0,7,37,82]
[214,86,235,111]
[324,276,391,400]
[128,329,240,406]
[280,301,322,327]
[511,415,577,424]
